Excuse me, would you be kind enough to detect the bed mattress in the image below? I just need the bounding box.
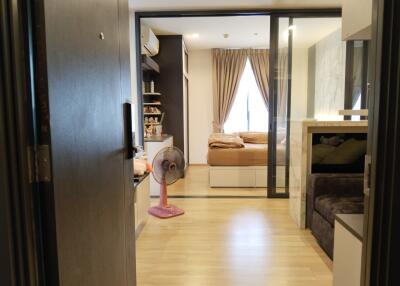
[207,143,286,166]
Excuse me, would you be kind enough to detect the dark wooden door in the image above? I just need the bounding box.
[361,0,400,284]
[37,0,135,284]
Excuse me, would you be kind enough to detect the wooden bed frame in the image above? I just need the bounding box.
[209,166,286,188]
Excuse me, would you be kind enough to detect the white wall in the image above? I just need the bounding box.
[188,50,213,164]
[342,0,372,40]
[291,48,309,120]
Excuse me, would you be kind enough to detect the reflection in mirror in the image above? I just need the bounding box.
[344,40,369,120]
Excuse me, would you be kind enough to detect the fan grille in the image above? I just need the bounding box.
[152,147,185,185]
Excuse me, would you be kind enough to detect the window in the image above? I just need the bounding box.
[224,59,269,133]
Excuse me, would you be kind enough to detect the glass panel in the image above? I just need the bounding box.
[289,17,344,226]
[346,40,369,120]
[268,16,290,197]
[351,41,364,110]
[275,18,290,194]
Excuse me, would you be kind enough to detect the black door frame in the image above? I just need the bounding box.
[0,0,44,284]
[361,0,400,284]
[135,8,340,198]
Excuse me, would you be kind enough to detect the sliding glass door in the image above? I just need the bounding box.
[268,16,291,198]
[268,14,343,198]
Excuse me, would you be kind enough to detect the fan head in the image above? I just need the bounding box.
[152,147,185,185]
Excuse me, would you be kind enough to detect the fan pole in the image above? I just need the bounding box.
[159,181,168,208]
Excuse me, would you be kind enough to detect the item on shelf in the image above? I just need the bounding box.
[142,81,145,93]
[150,80,155,93]
[133,158,147,176]
[160,113,165,125]
[144,117,149,123]
[154,117,158,123]
[143,81,151,93]
[133,157,153,177]
[155,125,162,135]
[143,107,162,115]
[145,125,154,138]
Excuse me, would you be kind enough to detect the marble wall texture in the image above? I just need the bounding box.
[312,29,347,120]
[289,120,308,228]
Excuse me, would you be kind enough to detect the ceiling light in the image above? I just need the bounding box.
[187,33,199,39]
[223,33,229,39]
[283,31,289,39]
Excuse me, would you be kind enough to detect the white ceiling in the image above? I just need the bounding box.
[290,18,342,48]
[142,16,270,50]
[141,17,342,50]
[133,0,341,11]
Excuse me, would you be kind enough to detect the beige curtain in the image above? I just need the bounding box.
[248,49,269,108]
[212,49,248,132]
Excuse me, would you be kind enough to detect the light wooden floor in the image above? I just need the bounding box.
[136,167,332,286]
[168,165,270,197]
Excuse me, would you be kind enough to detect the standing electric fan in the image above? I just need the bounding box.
[148,146,185,218]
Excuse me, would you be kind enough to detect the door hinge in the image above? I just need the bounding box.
[28,145,51,183]
[364,154,372,196]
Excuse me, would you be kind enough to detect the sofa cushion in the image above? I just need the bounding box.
[315,195,364,226]
[320,138,367,165]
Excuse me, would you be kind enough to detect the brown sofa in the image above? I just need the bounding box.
[306,173,364,258]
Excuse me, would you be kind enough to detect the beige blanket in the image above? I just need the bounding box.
[208,133,244,149]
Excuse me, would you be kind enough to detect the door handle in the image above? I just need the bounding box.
[124,103,135,159]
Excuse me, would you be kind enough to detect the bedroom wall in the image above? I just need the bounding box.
[308,29,346,120]
[188,49,213,164]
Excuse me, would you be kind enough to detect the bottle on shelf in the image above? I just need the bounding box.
[150,80,155,93]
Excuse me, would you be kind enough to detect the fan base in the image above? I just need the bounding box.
[148,205,184,219]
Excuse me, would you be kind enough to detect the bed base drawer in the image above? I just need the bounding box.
[209,166,285,188]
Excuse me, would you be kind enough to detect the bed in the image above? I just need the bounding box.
[207,132,286,188]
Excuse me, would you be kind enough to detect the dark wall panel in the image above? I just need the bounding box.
[153,35,184,152]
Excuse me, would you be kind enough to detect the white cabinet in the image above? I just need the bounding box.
[333,214,363,286]
[135,175,150,237]
[342,0,373,40]
[144,135,173,196]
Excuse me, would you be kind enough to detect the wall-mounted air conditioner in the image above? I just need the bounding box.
[141,25,159,56]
